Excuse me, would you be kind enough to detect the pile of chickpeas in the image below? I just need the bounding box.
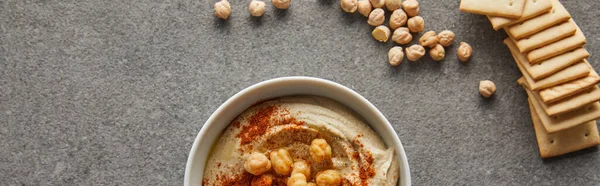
[243,138,340,186]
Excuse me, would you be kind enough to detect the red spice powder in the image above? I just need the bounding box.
[235,106,305,146]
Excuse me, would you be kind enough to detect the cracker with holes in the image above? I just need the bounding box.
[527,25,587,64]
[528,99,600,158]
[488,0,552,30]
[521,78,600,117]
[528,90,600,133]
[460,0,527,18]
[505,39,589,80]
[514,20,577,53]
[538,62,600,104]
[506,0,571,40]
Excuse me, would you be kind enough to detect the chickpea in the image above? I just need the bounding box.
[392,27,412,45]
[369,0,385,8]
[214,0,232,20]
[340,0,358,13]
[251,174,274,186]
[457,42,473,62]
[372,25,391,42]
[309,139,332,163]
[249,0,266,17]
[479,80,496,98]
[437,30,455,47]
[244,153,272,175]
[316,170,342,186]
[419,31,439,48]
[407,16,424,33]
[405,45,425,61]
[270,149,294,175]
[385,0,402,11]
[402,0,419,17]
[429,44,445,61]
[389,9,408,30]
[367,8,385,26]
[388,46,404,67]
[288,173,308,186]
[272,0,291,9]
[308,183,317,186]
[291,160,311,179]
[357,0,372,17]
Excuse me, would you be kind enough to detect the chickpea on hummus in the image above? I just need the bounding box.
[203,96,399,186]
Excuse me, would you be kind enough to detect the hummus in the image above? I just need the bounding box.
[203,96,399,185]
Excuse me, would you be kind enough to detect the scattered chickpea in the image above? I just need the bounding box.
[457,42,473,62]
[357,0,372,17]
[429,44,445,61]
[244,153,272,175]
[372,25,391,42]
[214,0,232,20]
[309,139,332,163]
[308,183,317,186]
[369,0,385,8]
[388,46,404,67]
[392,27,412,45]
[367,8,385,26]
[389,9,408,30]
[288,173,308,186]
[291,160,311,180]
[251,174,274,186]
[270,149,294,175]
[405,45,425,61]
[479,80,496,98]
[249,0,266,17]
[316,170,342,186]
[419,31,439,48]
[437,30,455,47]
[402,0,419,17]
[341,0,358,13]
[272,0,291,9]
[407,16,424,33]
[385,0,402,11]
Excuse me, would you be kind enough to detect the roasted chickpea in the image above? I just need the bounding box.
[272,0,291,9]
[357,0,372,17]
[341,0,358,13]
[457,42,473,62]
[388,46,404,67]
[249,0,266,17]
[389,9,408,30]
[288,173,308,186]
[291,160,311,179]
[429,44,445,61]
[405,44,425,61]
[270,149,294,175]
[419,31,439,48]
[309,139,332,163]
[369,0,385,8]
[214,0,232,20]
[308,183,317,186]
[479,80,496,98]
[392,27,412,45]
[244,153,272,175]
[437,30,455,47]
[316,170,342,186]
[372,25,391,42]
[407,16,424,33]
[402,0,419,17]
[385,0,402,11]
[368,8,385,26]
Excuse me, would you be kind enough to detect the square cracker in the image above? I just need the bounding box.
[528,99,600,158]
[528,90,600,133]
[505,38,589,80]
[527,24,587,64]
[460,0,526,19]
[539,62,600,104]
[524,82,600,117]
[514,20,577,53]
[488,0,552,30]
[505,0,571,39]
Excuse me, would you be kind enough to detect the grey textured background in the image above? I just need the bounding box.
[1,0,599,185]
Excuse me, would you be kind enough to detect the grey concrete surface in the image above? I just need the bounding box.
[1,0,600,185]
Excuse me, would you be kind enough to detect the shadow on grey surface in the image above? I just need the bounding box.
[542,146,599,163]
[318,0,335,6]
[213,17,231,30]
[248,16,263,28]
[340,11,363,24]
[273,8,289,20]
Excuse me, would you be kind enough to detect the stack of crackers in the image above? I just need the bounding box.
[460,0,600,158]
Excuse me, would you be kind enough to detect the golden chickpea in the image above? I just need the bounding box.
[251,174,274,186]
[389,46,404,67]
[479,80,496,98]
[309,139,332,163]
[291,160,311,179]
[214,0,232,20]
[357,0,372,17]
[249,0,266,17]
[288,173,308,186]
[369,0,385,8]
[308,183,317,186]
[392,27,412,45]
[367,8,385,26]
[316,170,342,186]
[405,45,425,61]
[457,42,473,62]
[272,0,291,9]
[389,9,408,30]
[429,44,445,61]
[407,16,424,33]
[419,31,439,48]
[385,0,402,11]
[341,0,358,13]
[437,30,455,47]
[270,149,294,175]
[402,0,419,17]
[372,25,391,42]
[244,153,272,175]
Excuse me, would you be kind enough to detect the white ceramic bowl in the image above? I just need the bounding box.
[184,76,411,186]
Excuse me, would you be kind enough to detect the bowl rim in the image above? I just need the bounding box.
[184,76,411,186]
